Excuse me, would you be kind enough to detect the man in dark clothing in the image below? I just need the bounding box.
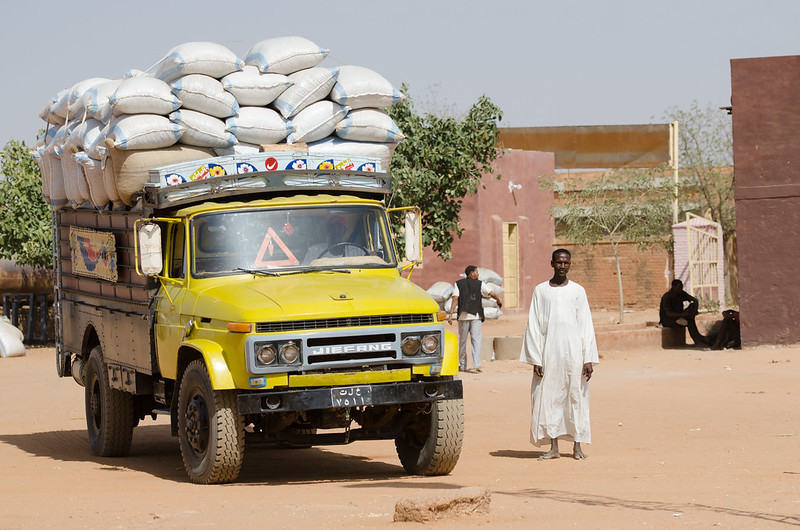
[448,265,502,372]
[659,279,708,346]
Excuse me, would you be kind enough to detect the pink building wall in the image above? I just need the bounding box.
[407,149,555,316]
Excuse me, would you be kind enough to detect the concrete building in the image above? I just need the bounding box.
[731,55,800,346]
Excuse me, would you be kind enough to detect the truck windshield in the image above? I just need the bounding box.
[191,205,398,277]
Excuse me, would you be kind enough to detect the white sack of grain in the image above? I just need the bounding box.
[105,114,183,150]
[39,89,69,126]
[287,101,348,144]
[170,74,239,118]
[329,65,405,109]
[227,107,291,145]
[109,76,180,117]
[44,142,68,209]
[68,119,107,160]
[107,144,217,206]
[170,110,236,148]
[307,137,395,170]
[0,317,26,358]
[67,77,112,119]
[75,152,111,208]
[61,152,90,207]
[155,41,244,83]
[477,267,503,286]
[77,79,123,123]
[272,67,338,119]
[221,65,291,106]
[334,108,404,143]
[245,36,328,75]
[213,142,262,156]
[427,281,454,303]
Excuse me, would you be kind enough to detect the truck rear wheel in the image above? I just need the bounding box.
[85,346,134,457]
[177,360,244,484]
[395,398,464,475]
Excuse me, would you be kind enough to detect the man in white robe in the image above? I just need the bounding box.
[519,248,599,460]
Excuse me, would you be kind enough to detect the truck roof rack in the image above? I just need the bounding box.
[143,151,392,209]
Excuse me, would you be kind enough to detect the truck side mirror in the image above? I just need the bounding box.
[404,208,422,263]
[137,223,163,276]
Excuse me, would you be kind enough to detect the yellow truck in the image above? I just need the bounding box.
[55,150,463,483]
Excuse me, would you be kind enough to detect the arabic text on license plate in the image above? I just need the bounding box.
[331,386,372,407]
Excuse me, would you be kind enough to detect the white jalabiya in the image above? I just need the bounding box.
[519,280,599,446]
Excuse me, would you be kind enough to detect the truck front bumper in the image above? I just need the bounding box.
[238,379,463,415]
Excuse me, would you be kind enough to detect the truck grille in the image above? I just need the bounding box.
[255,313,433,333]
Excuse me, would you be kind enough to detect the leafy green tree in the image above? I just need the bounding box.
[386,86,503,260]
[661,101,736,303]
[541,167,673,323]
[0,140,52,268]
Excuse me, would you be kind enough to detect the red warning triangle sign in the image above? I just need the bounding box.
[253,227,299,267]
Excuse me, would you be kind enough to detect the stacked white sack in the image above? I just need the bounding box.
[36,36,406,210]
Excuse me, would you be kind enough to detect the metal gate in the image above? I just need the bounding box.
[685,213,724,309]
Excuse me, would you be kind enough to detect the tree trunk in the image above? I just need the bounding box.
[611,242,625,324]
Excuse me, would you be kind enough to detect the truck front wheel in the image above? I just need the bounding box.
[84,346,134,457]
[395,398,464,475]
[177,360,244,484]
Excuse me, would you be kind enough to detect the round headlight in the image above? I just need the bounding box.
[401,336,421,356]
[257,344,277,365]
[421,334,439,354]
[280,341,300,364]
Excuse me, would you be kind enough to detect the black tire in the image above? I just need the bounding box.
[84,346,135,457]
[395,398,464,475]
[177,360,244,484]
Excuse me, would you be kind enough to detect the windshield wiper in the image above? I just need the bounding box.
[277,268,352,276]
[235,267,280,277]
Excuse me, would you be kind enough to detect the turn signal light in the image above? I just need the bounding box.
[227,322,252,333]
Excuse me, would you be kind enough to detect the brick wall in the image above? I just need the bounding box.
[555,240,671,312]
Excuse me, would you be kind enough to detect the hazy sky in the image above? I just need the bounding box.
[2,0,798,150]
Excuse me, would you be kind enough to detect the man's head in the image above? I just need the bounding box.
[551,249,571,282]
[465,265,478,279]
[671,279,683,292]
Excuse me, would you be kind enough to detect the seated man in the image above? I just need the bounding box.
[711,309,741,350]
[659,279,709,346]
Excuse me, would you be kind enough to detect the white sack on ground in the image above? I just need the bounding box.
[0,317,26,358]
[329,65,405,109]
[287,101,348,144]
[427,281,454,303]
[335,108,405,143]
[170,74,239,118]
[170,110,236,148]
[155,41,244,83]
[221,66,291,106]
[245,36,328,75]
[272,67,338,119]
[227,107,291,145]
[478,267,503,286]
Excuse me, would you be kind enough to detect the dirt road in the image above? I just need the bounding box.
[1,339,799,528]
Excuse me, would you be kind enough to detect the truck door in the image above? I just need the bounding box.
[154,221,195,380]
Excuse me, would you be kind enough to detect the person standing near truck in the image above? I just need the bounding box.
[448,265,502,373]
[519,249,598,460]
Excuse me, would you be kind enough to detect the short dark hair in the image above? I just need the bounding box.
[552,248,571,261]
[465,265,477,276]
[672,279,683,288]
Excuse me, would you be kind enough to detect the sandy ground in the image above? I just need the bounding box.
[1,315,799,529]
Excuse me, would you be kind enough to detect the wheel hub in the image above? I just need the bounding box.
[185,393,209,456]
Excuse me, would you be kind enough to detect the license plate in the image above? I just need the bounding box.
[331,386,372,407]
